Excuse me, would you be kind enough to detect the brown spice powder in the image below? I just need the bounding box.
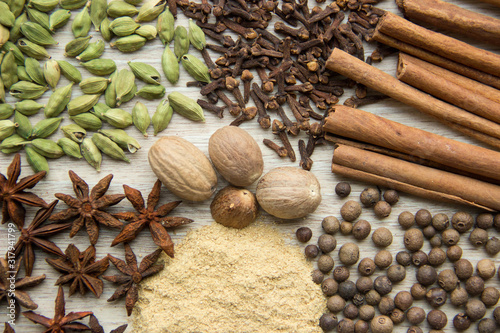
[133,222,326,332]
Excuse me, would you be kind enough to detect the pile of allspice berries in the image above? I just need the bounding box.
[296,182,500,333]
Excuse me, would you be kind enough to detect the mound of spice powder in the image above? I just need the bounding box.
[133,222,326,332]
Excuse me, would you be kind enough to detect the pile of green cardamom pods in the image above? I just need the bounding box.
[0,0,211,174]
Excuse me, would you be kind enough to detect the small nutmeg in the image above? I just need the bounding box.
[210,186,259,229]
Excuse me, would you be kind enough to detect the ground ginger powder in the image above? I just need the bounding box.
[132,222,327,332]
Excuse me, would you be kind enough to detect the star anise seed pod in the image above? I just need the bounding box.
[0,153,48,230]
[103,244,164,316]
[88,314,128,333]
[46,244,109,298]
[22,285,92,333]
[49,170,125,245]
[111,180,193,257]
[0,257,45,318]
[3,323,15,333]
[14,200,71,276]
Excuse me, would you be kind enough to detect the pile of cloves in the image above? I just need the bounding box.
[174,0,390,170]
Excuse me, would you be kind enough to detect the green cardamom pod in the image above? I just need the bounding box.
[14,111,32,139]
[1,51,19,89]
[107,1,138,18]
[80,58,117,76]
[102,108,133,128]
[61,123,86,143]
[128,61,161,85]
[57,137,82,158]
[9,12,28,43]
[17,65,31,82]
[57,60,82,83]
[90,0,106,31]
[0,134,26,153]
[80,137,102,171]
[0,120,18,141]
[131,101,150,137]
[174,26,189,60]
[135,25,157,40]
[188,19,206,51]
[72,2,91,38]
[0,24,10,47]
[76,39,104,61]
[181,54,211,83]
[0,78,5,103]
[28,0,59,12]
[43,59,60,90]
[3,42,25,66]
[168,91,205,122]
[17,39,50,59]
[9,0,26,18]
[0,2,15,28]
[24,57,46,86]
[104,70,117,108]
[161,45,179,84]
[115,68,135,105]
[20,22,58,46]
[25,145,49,174]
[91,102,109,119]
[92,132,130,163]
[100,17,112,42]
[67,94,100,116]
[124,0,142,5]
[15,100,44,116]
[10,81,48,99]
[136,0,166,22]
[49,9,71,32]
[44,83,73,118]
[119,82,136,104]
[98,128,140,153]
[79,76,109,95]
[26,7,51,32]
[136,84,165,100]
[60,0,88,10]
[109,16,139,37]
[152,99,172,135]
[157,7,174,45]
[70,112,102,131]
[110,34,146,53]
[31,116,62,138]
[31,138,64,158]
[0,103,14,119]
[64,35,91,57]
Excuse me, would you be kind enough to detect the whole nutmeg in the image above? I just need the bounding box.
[210,186,259,229]
[208,126,263,187]
[256,167,321,219]
[148,136,217,201]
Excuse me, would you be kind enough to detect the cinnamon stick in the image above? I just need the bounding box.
[397,0,500,45]
[372,32,500,89]
[478,0,500,8]
[323,105,500,182]
[374,11,500,76]
[397,53,500,124]
[325,48,500,142]
[332,144,500,211]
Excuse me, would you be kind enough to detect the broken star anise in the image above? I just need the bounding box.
[46,244,109,298]
[3,323,15,333]
[111,179,193,257]
[0,153,48,230]
[0,257,45,318]
[23,285,92,333]
[13,200,71,276]
[49,170,125,245]
[88,314,128,333]
[103,243,164,316]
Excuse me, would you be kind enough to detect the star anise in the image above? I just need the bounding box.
[23,285,92,333]
[1,153,48,230]
[0,257,45,318]
[88,314,128,333]
[46,244,109,298]
[13,200,71,276]
[111,179,193,257]
[103,244,164,316]
[3,323,15,333]
[49,170,125,245]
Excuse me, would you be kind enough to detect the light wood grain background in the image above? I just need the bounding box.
[1,0,500,332]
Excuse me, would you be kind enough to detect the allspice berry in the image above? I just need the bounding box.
[416,265,437,286]
[365,289,381,305]
[374,250,392,269]
[476,213,494,229]
[426,287,447,307]
[396,251,412,266]
[428,247,446,267]
[455,259,474,280]
[305,244,319,259]
[370,315,393,333]
[452,211,474,233]
[318,234,337,253]
[485,237,500,255]
[322,278,339,296]
[356,276,373,294]
[427,309,448,330]
[383,189,399,205]
[477,318,497,333]
[343,303,359,319]
[469,228,489,246]
[358,258,376,276]
[296,227,312,242]
[446,245,463,261]
[337,319,355,333]
[373,201,391,218]
[335,181,351,198]
[407,306,426,325]
[378,296,395,315]
[465,275,485,296]
[322,216,340,234]
[318,254,335,273]
[372,227,393,247]
[437,269,459,292]
[450,285,469,307]
[394,291,413,311]
[340,221,353,235]
[327,295,346,313]
[359,305,375,321]
[398,211,415,229]
[359,187,380,207]
[415,209,432,228]
[352,219,371,240]
[442,228,460,246]
[407,326,424,333]
[389,308,405,325]
[477,258,496,280]
[404,228,424,252]
[411,250,428,267]
[493,306,500,326]
[354,320,369,333]
[373,276,392,296]
[338,280,357,300]
[465,299,487,321]
[423,225,437,239]
[481,287,500,307]
[495,214,500,232]
[387,264,406,283]
[340,200,362,222]
[339,242,360,266]
[453,313,471,331]
[333,266,350,282]
[319,312,338,331]
[429,235,442,248]
[312,269,324,284]
[431,213,449,231]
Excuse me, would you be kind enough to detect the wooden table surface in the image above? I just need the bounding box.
[1,1,500,332]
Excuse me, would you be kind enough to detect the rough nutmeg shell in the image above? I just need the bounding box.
[210,186,259,229]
